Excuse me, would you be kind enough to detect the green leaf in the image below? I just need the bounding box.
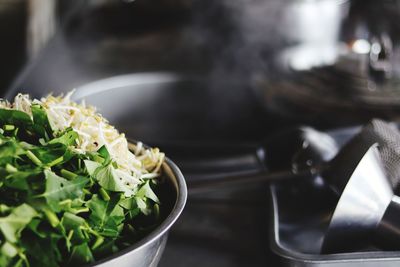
[31,144,72,166]
[119,197,137,210]
[5,169,41,191]
[0,109,32,128]
[27,218,47,239]
[4,175,29,191]
[84,160,102,176]
[40,170,88,212]
[21,233,61,267]
[136,197,151,215]
[58,198,88,215]
[62,212,86,230]
[89,163,134,197]
[48,128,78,147]
[0,139,26,165]
[0,204,11,214]
[1,241,18,258]
[61,212,88,245]
[0,203,37,243]
[119,197,140,219]
[137,180,160,203]
[69,242,94,264]
[31,104,53,139]
[97,145,110,163]
[0,241,21,267]
[86,195,124,237]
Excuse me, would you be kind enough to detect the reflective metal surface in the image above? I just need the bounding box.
[270,182,400,267]
[322,144,393,253]
[269,127,400,267]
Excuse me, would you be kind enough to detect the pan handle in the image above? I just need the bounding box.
[154,127,337,193]
[155,142,271,194]
[156,141,267,178]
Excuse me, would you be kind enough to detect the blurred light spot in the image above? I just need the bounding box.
[352,39,370,54]
[371,42,382,55]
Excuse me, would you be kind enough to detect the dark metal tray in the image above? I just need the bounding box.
[269,127,400,266]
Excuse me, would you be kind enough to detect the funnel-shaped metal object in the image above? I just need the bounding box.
[322,143,400,253]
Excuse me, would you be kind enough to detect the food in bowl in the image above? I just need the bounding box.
[0,92,165,266]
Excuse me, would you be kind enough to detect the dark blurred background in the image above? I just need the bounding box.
[2,1,400,266]
[4,0,400,139]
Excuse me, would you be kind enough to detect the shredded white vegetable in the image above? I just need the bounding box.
[0,92,165,192]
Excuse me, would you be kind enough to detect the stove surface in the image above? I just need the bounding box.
[159,184,277,267]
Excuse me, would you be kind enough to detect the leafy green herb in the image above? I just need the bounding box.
[87,194,124,238]
[0,103,163,267]
[69,242,94,264]
[0,109,32,128]
[40,170,88,212]
[0,204,37,243]
[85,160,134,197]
[48,128,78,147]
[31,104,52,139]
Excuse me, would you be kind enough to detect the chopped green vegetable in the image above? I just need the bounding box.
[3,125,15,131]
[0,93,165,266]
[0,204,37,243]
[40,170,88,212]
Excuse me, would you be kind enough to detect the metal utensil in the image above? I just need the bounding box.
[269,176,400,267]
[322,143,400,253]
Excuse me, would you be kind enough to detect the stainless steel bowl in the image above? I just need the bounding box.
[68,75,187,266]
